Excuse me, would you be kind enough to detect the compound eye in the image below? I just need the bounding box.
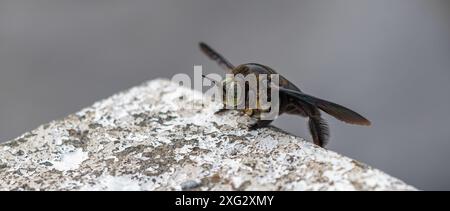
[223,80,245,107]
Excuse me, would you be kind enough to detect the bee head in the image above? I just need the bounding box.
[221,77,245,108]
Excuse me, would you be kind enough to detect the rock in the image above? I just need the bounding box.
[0,79,416,191]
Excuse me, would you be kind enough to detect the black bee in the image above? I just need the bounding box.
[199,42,370,147]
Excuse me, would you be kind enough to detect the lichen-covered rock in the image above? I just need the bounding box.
[0,79,415,191]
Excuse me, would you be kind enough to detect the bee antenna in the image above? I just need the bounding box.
[202,74,220,87]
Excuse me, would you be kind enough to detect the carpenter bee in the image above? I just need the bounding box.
[199,42,370,147]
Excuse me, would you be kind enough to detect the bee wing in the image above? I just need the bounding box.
[199,42,235,73]
[274,85,371,126]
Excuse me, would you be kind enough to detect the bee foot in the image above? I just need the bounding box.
[247,120,273,131]
[214,108,228,115]
[248,124,260,130]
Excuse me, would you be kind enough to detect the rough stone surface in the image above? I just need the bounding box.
[0,79,415,191]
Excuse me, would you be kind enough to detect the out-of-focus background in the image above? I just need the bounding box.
[0,0,449,190]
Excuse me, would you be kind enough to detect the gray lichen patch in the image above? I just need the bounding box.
[0,79,416,191]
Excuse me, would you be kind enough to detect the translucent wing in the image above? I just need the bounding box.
[276,86,371,126]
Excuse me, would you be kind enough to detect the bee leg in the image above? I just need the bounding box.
[248,120,273,130]
[243,108,254,116]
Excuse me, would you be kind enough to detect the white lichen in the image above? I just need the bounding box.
[0,79,416,191]
[52,148,88,171]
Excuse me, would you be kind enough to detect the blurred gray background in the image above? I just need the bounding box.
[0,0,449,190]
